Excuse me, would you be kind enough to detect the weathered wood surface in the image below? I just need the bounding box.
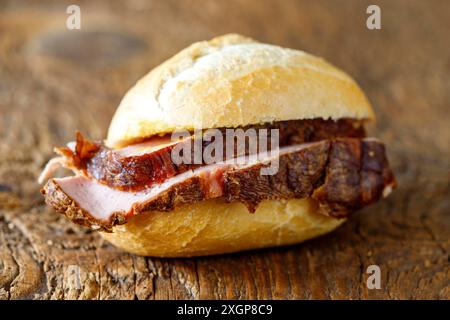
[0,0,449,300]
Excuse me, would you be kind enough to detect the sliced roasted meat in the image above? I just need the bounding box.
[41,138,395,231]
[42,119,365,192]
[225,138,395,218]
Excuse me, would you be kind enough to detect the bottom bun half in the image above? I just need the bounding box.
[100,198,346,257]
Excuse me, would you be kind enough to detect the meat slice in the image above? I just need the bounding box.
[43,119,365,192]
[225,138,395,218]
[311,138,392,217]
[41,138,395,231]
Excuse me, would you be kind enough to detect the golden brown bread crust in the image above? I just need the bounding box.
[106,34,375,148]
[100,198,346,257]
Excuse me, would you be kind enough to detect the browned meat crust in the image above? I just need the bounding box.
[42,180,127,230]
[60,119,365,192]
[42,138,395,231]
[225,139,395,218]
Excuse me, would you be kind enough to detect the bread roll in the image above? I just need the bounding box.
[99,34,375,256]
[100,198,345,257]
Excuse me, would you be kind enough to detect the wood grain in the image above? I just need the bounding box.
[0,0,449,299]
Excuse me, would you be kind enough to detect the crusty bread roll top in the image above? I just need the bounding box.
[106,34,374,148]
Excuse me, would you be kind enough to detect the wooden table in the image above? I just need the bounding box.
[0,0,448,300]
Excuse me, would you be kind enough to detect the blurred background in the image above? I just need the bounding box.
[0,0,448,299]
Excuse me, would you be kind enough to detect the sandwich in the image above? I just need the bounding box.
[39,34,396,257]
